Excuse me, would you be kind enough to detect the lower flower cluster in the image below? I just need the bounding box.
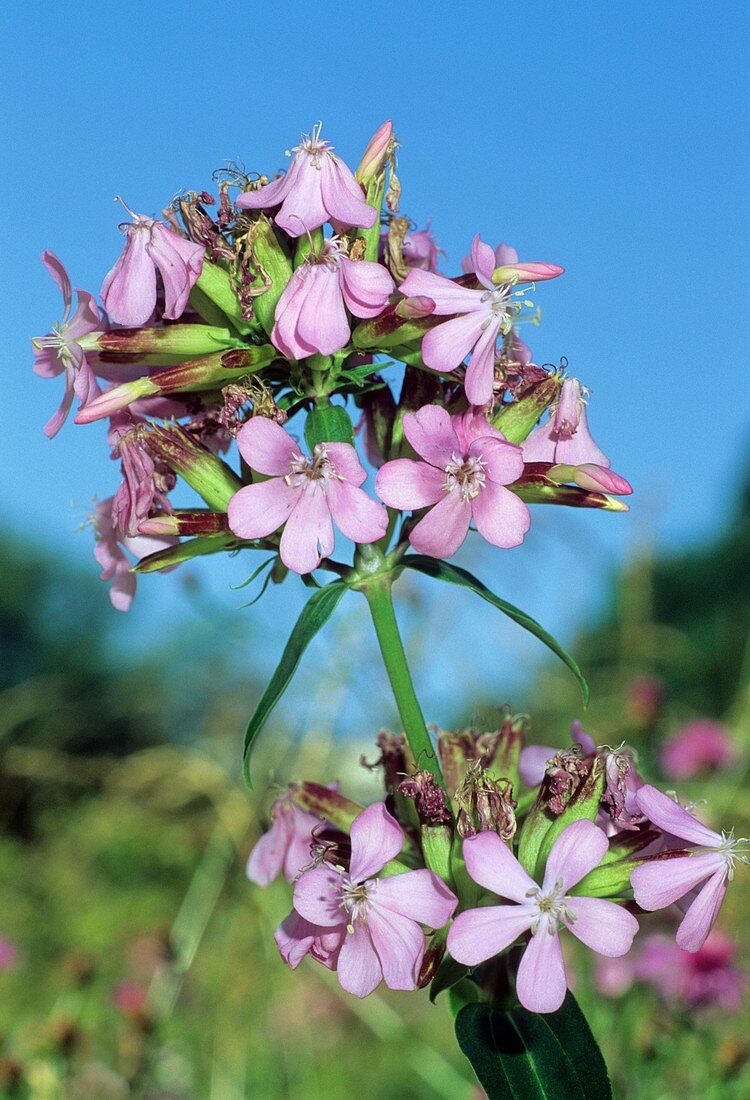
[248,722,747,1013]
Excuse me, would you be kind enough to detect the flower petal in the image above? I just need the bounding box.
[41,250,72,319]
[631,851,723,911]
[275,157,328,236]
[275,910,317,969]
[402,405,460,467]
[463,320,500,405]
[349,802,404,882]
[294,265,350,356]
[470,234,497,286]
[462,831,537,902]
[101,226,156,327]
[374,869,457,928]
[635,785,721,847]
[409,492,471,558]
[293,865,346,927]
[336,922,383,997]
[324,479,388,545]
[471,436,524,486]
[519,745,556,787]
[472,480,530,550]
[235,417,300,475]
[400,269,481,315]
[422,313,483,374]
[338,257,394,318]
[279,484,334,574]
[447,906,534,966]
[246,814,292,886]
[227,478,299,541]
[517,929,568,1013]
[325,441,367,487]
[375,459,446,510]
[235,161,297,210]
[676,868,727,952]
[543,820,609,894]
[366,905,424,990]
[565,897,639,956]
[320,155,378,230]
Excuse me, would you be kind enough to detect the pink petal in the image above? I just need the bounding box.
[282,810,321,882]
[366,906,424,990]
[275,157,329,236]
[349,802,404,881]
[246,815,292,886]
[227,477,299,540]
[375,459,446,510]
[402,404,460,467]
[146,224,202,320]
[374,869,458,928]
[543,820,609,894]
[554,405,610,467]
[236,160,297,210]
[495,243,519,266]
[471,436,525,486]
[325,441,367,487]
[41,250,72,319]
[321,155,377,229]
[470,234,497,286]
[293,865,346,927]
[336,922,383,997]
[462,831,536,902]
[338,257,394,318]
[294,265,350,356]
[109,567,137,613]
[471,480,530,550]
[409,492,472,558]
[495,261,564,283]
[236,417,300,475]
[521,421,556,463]
[400,269,481,315]
[519,745,556,787]
[565,897,639,956]
[447,906,534,966]
[676,869,727,952]
[272,272,320,360]
[422,313,483,374]
[324,479,388,544]
[279,484,334,573]
[43,372,75,439]
[464,320,500,405]
[636,786,721,847]
[101,225,157,327]
[516,929,568,1014]
[67,290,101,339]
[275,910,317,969]
[570,464,633,495]
[631,851,724,911]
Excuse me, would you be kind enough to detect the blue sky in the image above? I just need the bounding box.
[1,2,748,740]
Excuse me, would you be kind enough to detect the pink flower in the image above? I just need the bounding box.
[376,405,529,557]
[108,416,173,539]
[274,909,343,972]
[660,720,737,780]
[631,785,748,952]
[92,497,177,612]
[32,251,101,438]
[447,821,639,1014]
[291,803,457,997]
[101,201,204,326]
[522,378,610,466]
[402,224,444,272]
[634,931,744,1011]
[271,238,394,360]
[400,234,562,404]
[227,417,388,574]
[0,936,19,972]
[236,123,377,237]
[247,793,322,886]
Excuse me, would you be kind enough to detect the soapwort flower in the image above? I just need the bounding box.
[246,793,323,887]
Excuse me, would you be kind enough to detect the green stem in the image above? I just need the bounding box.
[363,577,445,790]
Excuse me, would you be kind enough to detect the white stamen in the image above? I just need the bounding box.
[443,452,487,502]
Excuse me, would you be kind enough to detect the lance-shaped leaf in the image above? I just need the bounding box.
[134,532,238,573]
[75,346,277,423]
[401,557,589,705]
[242,580,349,784]
[455,994,611,1100]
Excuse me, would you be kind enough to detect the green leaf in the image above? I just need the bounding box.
[401,557,589,705]
[242,580,348,785]
[304,404,354,449]
[134,533,237,573]
[455,994,611,1099]
[429,952,472,1003]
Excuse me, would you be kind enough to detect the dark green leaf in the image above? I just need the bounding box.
[455,994,611,1100]
[242,580,348,785]
[401,557,589,705]
[429,953,472,1003]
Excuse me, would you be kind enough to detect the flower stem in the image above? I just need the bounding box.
[362,576,445,791]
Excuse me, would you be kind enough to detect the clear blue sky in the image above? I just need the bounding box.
[1,2,748,738]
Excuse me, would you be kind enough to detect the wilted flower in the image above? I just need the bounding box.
[92,497,177,611]
[402,224,444,272]
[447,821,639,1013]
[236,123,377,237]
[660,720,737,780]
[376,404,529,557]
[247,793,322,886]
[227,417,388,574]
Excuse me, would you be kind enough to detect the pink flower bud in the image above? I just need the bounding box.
[355,120,393,183]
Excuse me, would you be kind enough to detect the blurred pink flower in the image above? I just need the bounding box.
[593,954,635,998]
[0,936,19,972]
[661,720,737,780]
[228,417,387,574]
[112,981,149,1018]
[291,803,457,997]
[375,404,529,557]
[247,793,322,886]
[101,202,204,326]
[32,251,101,438]
[236,123,377,237]
[447,821,639,1014]
[271,238,394,360]
[631,785,747,951]
[627,675,665,725]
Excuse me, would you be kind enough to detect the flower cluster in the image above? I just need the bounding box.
[33,119,632,607]
[248,722,747,1012]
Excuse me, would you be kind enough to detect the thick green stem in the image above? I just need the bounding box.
[363,577,445,791]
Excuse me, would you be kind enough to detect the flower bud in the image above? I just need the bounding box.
[491,372,562,443]
[509,468,630,512]
[355,120,393,184]
[288,781,365,833]
[138,510,229,537]
[548,463,633,496]
[245,216,294,336]
[492,261,564,285]
[304,403,354,449]
[484,714,526,792]
[146,425,243,510]
[351,305,438,351]
[86,323,245,365]
[454,761,517,841]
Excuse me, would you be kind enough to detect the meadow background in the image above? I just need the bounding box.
[1,2,748,1097]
